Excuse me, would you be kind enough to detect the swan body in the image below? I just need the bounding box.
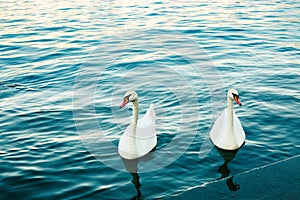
[118,91,157,160]
[210,89,245,150]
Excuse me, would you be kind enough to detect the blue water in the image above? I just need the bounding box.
[1,0,299,199]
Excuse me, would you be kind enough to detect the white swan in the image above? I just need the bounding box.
[118,91,157,160]
[210,89,245,150]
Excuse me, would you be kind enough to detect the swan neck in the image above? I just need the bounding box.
[227,97,234,131]
[132,100,139,126]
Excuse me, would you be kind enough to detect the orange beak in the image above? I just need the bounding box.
[119,97,129,109]
[234,95,242,106]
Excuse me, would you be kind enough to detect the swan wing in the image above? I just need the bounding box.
[137,103,156,128]
[135,103,157,156]
[210,109,227,145]
[233,110,246,146]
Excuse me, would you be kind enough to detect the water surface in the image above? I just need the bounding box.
[0,0,299,199]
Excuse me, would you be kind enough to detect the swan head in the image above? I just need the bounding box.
[227,89,242,106]
[119,91,138,109]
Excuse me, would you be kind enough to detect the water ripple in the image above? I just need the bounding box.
[0,0,299,199]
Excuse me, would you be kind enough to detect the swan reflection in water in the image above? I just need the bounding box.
[121,150,155,200]
[216,147,240,192]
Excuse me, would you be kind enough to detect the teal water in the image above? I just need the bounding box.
[1,0,299,199]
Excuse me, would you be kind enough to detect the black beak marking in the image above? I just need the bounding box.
[232,93,239,98]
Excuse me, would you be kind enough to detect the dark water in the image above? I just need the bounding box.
[0,0,299,199]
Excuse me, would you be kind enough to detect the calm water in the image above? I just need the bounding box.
[1,0,299,199]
